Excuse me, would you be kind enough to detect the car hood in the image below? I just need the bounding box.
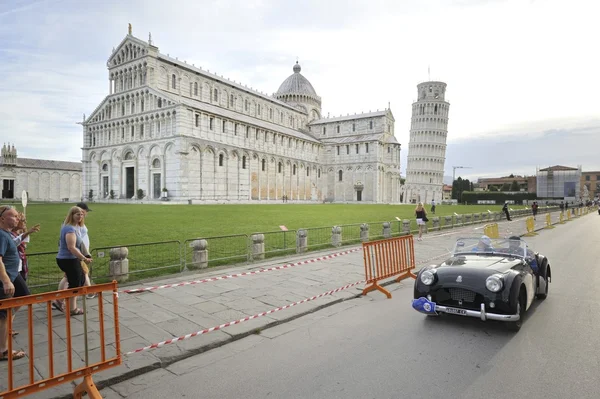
[435,255,522,274]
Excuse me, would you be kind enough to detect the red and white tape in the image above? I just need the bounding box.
[125,279,365,355]
[123,247,363,294]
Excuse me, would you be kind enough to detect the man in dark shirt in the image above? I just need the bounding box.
[0,205,30,361]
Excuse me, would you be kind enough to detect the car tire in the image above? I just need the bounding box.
[507,290,526,332]
[536,273,549,300]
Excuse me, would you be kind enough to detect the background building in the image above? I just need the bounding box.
[82,29,402,203]
[580,171,600,200]
[536,165,581,201]
[403,81,449,204]
[477,175,536,193]
[0,143,82,201]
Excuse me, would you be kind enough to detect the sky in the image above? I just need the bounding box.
[1,0,598,182]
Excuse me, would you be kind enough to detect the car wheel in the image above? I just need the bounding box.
[507,291,526,332]
[537,273,549,300]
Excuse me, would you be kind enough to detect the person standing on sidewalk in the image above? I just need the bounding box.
[0,205,30,361]
[531,201,539,220]
[57,203,92,293]
[415,202,428,241]
[502,201,512,221]
[55,206,92,315]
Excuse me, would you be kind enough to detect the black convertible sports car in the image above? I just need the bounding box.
[411,236,551,331]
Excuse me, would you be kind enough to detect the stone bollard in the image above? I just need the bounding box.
[402,219,411,235]
[473,213,480,223]
[432,217,440,231]
[465,214,472,224]
[480,213,485,221]
[331,226,342,247]
[109,247,129,283]
[456,215,463,226]
[360,223,369,242]
[296,229,308,254]
[251,234,265,260]
[382,222,391,238]
[188,239,208,270]
[445,215,453,229]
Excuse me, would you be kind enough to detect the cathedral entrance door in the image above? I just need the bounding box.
[356,190,362,202]
[125,167,135,198]
[2,179,14,199]
[153,173,161,199]
[102,176,109,198]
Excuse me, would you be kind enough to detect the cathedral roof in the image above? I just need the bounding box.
[309,110,393,125]
[276,62,318,98]
[0,157,81,171]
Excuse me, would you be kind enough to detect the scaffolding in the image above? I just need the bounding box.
[536,165,581,200]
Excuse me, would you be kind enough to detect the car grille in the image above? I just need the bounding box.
[449,288,476,303]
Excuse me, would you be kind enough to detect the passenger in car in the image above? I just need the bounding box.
[472,235,493,253]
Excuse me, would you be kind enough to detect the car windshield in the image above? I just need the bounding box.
[453,237,528,258]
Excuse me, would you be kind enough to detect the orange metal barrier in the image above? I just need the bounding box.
[362,236,416,298]
[0,282,121,399]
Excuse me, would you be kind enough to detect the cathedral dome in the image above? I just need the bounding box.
[276,62,318,97]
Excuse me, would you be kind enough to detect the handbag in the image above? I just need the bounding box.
[423,216,429,222]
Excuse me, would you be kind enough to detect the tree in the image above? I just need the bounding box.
[489,186,498,192]
[452,177,472,202]
[501,183,511,191]
[510,180,520,192]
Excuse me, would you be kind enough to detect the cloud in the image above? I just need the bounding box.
[0,0,598,173]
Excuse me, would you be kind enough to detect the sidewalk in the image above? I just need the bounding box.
[1,210,576,398]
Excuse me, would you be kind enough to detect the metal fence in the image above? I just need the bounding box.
[255,230,297,259]
[89,240,182,284]
[183,234,249,269]
[24,251,63,293]
[25,207,562,292]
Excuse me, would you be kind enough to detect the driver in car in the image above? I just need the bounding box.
[507,236,538,274]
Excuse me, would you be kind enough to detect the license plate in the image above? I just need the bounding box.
[445,307,467,316]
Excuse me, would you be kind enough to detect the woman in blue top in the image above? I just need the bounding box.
[55,206,93,315]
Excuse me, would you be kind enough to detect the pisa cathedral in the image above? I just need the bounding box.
[82,29,402,203]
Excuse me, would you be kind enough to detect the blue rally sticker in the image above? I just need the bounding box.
[412,297,437,314]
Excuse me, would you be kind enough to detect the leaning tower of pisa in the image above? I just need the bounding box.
[403,81,449,204]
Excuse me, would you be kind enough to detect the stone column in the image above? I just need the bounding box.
[444,215,452,229]
[251,234,265,260]
[109,247,129,283]
[456,215,463,226]
[382,222,391,238]
[331,226,342,247]
[432,217,440,231]
[296,229,307,254]
[473,213,480,223]
[189,239,208,270]
[402,219,411,235]
[360,223,369,242]
[465,214,472,224]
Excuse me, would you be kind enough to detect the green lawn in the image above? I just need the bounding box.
[2,201,530,292]
[9,202,527,253]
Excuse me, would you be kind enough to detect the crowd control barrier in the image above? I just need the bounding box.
[0,282,121,399]
[545,213,554,229]
[362,236,416,298]
[483,223,499,239]
[524,217,537,237]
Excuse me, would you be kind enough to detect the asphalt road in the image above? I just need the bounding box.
[105,213,600,399]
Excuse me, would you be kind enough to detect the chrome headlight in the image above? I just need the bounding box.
[421,270,436,285]
[485,275,503,292]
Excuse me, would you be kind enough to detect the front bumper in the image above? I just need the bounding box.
[412,297,519,322]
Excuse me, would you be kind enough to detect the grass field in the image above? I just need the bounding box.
[1,201,530,292]
[4,202,528,253]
